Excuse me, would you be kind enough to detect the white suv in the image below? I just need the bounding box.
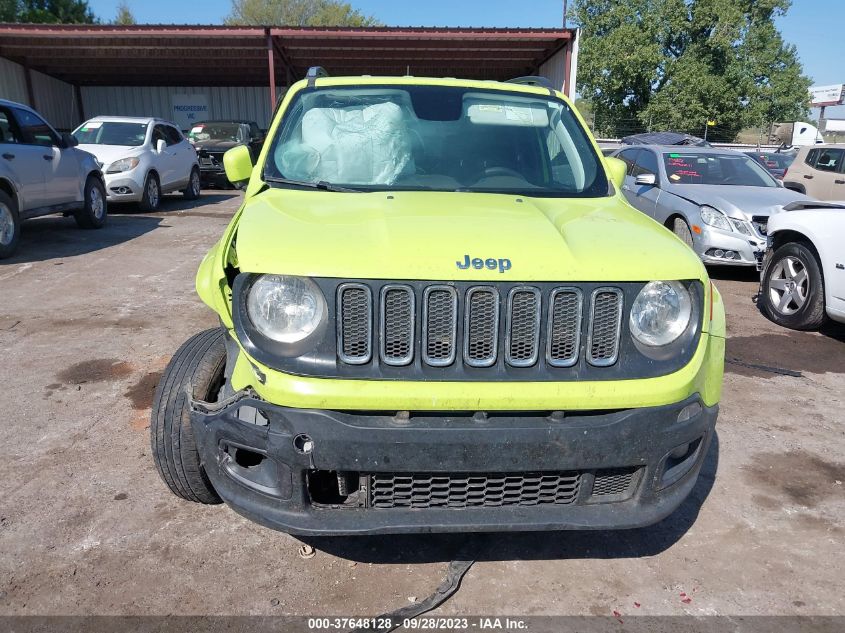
[0,99,106,259]
[73,116,201,210]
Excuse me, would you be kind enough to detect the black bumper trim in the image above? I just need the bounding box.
[190,395,717,535]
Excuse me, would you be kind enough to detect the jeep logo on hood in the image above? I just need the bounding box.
[456,255,512,273]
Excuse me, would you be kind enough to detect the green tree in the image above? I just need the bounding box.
[226,0,382,26]
[5,0,97,23]
[570,0,810,141]
[112,0,135,24]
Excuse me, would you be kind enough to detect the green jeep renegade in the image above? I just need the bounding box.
[151,70,725,535]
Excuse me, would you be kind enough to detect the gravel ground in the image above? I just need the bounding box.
[0,191,843,621]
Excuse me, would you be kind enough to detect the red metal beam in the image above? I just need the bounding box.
[266,29,277,108]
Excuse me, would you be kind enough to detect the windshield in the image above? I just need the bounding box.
[751,153,794,170]
[188,122,243,143]
[663,152,777,187]
[73,121,148,147]
[263,85,608,197]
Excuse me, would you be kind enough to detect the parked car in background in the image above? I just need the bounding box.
[73,116,200,211]
[187,120,264,187]
[611,145,810,266]
[745,150,794,180]
[782,144,845,200]
[758,201,845,330]
[0,98,106,259]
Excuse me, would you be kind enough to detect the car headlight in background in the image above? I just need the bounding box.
[105,157,140,174]
[630,281,692,347]
[729,217,753,236]
[245,274,327,344]
[699,205,732,232]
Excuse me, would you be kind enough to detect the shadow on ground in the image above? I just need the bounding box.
[1,215,164,265]
[107,192,240,216]
[302,435,720,564]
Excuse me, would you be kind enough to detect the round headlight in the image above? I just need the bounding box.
[629,281,692,347]
[246,275,326,344]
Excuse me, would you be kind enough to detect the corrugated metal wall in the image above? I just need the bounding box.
[539,48,567,94]
[81,86,274,129]
[0,56,80,130]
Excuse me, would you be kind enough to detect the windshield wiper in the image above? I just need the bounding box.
[263,176,363,193]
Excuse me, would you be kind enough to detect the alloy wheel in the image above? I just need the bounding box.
[148,178,160,208]
[90,185,105,219]
[768,255,809,315]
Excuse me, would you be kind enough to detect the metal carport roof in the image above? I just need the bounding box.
[0,24,575,90]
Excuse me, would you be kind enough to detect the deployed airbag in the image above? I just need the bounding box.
[276,102,413,185]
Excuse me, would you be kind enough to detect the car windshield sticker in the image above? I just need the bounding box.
[666,156,702,182]
[82,121,102,130]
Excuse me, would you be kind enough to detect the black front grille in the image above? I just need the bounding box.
[547,288,582,367]
[464,287,499,367]
[369,471,581,509]
[423,286,458,366]
[506,288,541,366]
[380,285,414,365]
[337,284,372,364]
[587,289,623,366]
[336,282,628,372]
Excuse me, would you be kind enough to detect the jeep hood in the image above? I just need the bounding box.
[233,189,706,282]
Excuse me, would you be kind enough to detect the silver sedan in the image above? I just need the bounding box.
[610,146,811,266]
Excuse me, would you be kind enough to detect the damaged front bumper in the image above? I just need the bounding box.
[190,391,717,536]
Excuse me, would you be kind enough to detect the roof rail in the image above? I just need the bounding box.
[306,66,329,79]
[505,76,553,90]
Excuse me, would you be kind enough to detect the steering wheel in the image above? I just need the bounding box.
[482,166,524,179]
[721,176,743,185]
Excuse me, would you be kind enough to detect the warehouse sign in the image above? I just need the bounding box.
[809,84,844,107]
[171,94,209,130]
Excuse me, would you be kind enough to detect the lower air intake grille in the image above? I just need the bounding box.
[369,471,582,509]
[592,468,637,496]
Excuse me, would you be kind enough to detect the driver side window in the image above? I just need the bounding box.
[13,108,59,147]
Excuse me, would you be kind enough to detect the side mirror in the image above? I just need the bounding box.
[61,132,78,148]
[605,156,627,191]
[223,145,254,190]
[635,173,657,187]
[156,139,167,153]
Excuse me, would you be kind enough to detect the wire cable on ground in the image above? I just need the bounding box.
[348,537,489,633]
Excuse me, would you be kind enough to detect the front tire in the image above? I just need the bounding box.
[138,172,161,212]
[0,190,21,259]
[183,166,201,200]
[74,176,107,229]
[760,242,826,330]
[151,328,226,504]
[672,216,694,248]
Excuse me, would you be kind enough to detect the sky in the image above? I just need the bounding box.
[87,0,844,113]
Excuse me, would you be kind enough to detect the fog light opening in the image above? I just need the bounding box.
[659,436,704,489]
[233,447,264,470]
